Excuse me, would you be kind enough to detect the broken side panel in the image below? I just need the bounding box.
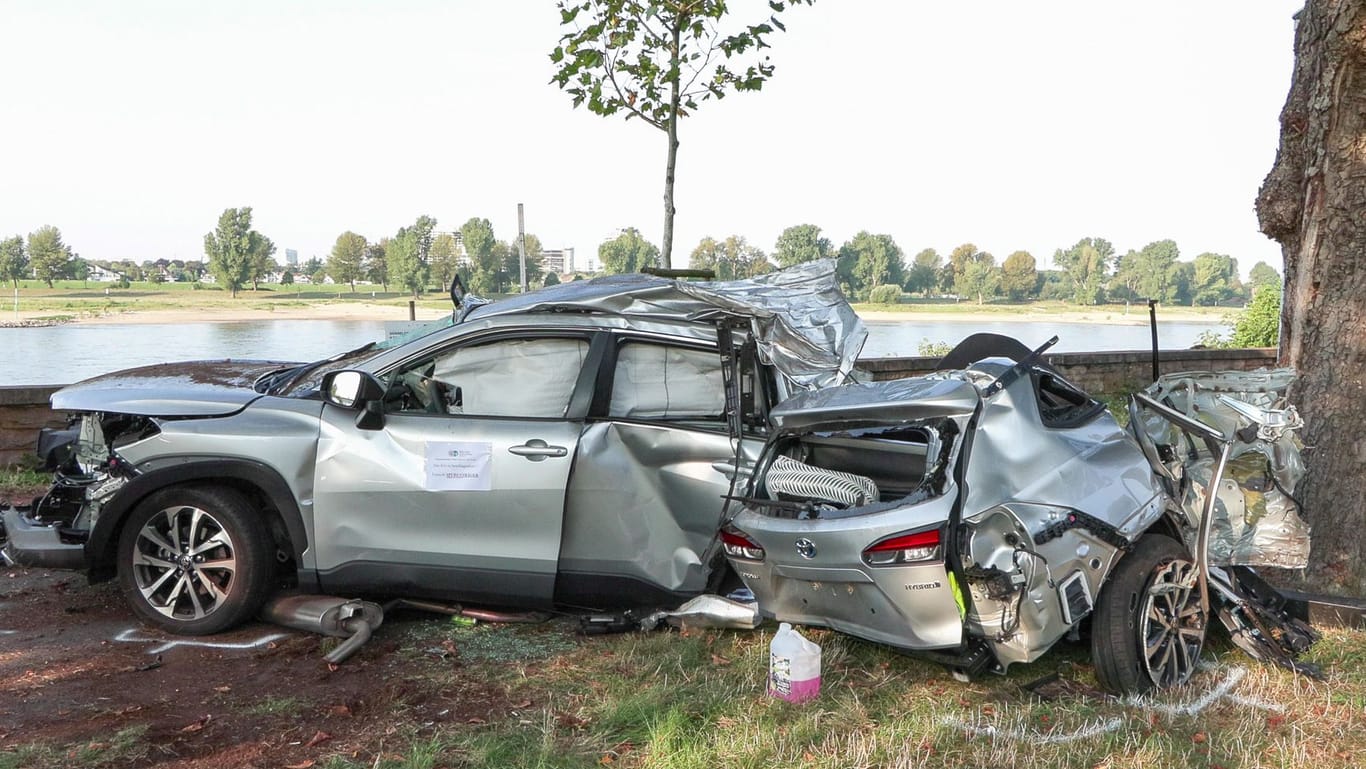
[1139,369,1310,569]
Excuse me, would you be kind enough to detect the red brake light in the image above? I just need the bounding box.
[721,527,765,561]
[863,528,942,566]
[866,529,941,552]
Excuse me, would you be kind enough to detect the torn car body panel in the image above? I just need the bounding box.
[462,258,866,389]
[1135,369,1309,569]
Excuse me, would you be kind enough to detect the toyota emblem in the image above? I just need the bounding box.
[795,537,817,559]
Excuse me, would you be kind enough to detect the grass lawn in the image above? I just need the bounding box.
[311,619,1364,769]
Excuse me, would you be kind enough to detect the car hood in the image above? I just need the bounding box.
[768,375,981,432]
[51,359,299,417]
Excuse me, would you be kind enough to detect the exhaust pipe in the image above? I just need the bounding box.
[260,594,385,665]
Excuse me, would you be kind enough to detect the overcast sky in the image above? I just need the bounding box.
[1,0,1301,275]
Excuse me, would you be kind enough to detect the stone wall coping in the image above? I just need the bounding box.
[0,385,63,406]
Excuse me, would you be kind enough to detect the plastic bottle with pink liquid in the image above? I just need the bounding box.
[768,622,821,703]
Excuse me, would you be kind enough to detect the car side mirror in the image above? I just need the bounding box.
[322,371,387,430]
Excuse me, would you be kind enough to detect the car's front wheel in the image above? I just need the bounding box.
[116,485,275,635]
[1091,534,1207,694]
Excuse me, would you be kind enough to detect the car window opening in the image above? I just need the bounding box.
[747,422,957,520]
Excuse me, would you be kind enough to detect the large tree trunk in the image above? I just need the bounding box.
[1256,0,1366,594]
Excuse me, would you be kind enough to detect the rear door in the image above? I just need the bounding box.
[557,332,765,605]
[312,331,597,607]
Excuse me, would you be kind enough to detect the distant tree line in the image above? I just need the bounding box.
[4,214,1282,315]
[592,224,1282,308]
[1,225,214,289]
[0,226,83,288]
[199,208,557,299]
[319,215,549,299]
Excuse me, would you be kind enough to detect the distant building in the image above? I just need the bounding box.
[285,249,299,266]
[539,247,575,274]
[87,264,123,282]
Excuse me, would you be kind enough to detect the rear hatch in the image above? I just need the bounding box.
[723,375,981,650]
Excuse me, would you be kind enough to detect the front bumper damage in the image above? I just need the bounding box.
[3,418,136,570]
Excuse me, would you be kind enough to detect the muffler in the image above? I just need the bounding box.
[260,594,385,665]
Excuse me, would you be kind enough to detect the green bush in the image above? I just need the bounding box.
[868,284,902,304]
[918,338,952,357]
[1229,284,1281,347]
[1198,284,1281,348]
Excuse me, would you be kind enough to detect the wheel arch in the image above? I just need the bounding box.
[86,458,308,583]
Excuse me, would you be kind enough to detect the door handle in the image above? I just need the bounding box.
[711,459,755,480]
[509,439,569,461]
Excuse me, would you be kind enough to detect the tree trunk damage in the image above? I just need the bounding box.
[1255,0,1366,594]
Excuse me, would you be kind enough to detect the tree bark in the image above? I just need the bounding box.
[1256,0,1366,594]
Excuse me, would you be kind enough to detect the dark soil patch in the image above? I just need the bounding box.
[0,568,527,768]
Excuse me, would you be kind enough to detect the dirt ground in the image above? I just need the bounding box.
[0,566,521,768]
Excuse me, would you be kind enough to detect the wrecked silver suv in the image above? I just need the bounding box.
[723,335,1316,694]
[4,262,862,635]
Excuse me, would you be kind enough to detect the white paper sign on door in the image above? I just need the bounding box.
[424,441,493,491]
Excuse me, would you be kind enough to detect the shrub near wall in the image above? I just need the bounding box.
[868,284,902,304]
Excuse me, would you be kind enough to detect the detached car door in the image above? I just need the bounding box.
[312,331,597,607]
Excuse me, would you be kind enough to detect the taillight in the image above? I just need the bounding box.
[721,527,765,561]
[862,527,942,566]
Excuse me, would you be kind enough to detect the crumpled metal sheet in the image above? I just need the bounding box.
[639,594,762,631]
[1140,369,1310,569]
[461,259,866,389]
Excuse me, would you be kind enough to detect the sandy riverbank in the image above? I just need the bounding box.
[47,303,452,325]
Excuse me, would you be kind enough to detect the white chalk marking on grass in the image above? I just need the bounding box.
[1125,663,1262,721]
[114,627,287,654]
[1226,693,1286,713]
[942,715,1126,744]
[947,665,1287,744]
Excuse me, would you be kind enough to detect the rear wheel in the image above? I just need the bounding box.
[1091,535,1207,694]
[116,485,275,635]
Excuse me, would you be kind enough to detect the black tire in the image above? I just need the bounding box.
[1091,535,1207,695]
[116,485,276,635]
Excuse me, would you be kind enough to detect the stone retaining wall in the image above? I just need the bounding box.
[0,385,66,468]
[0,348,1280,466]
[858,347,1279,393]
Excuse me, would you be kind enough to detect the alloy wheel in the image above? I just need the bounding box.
[1139,558,1206,687]
[130,504,238,622]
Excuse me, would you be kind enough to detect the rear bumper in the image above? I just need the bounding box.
[735,555,963,649]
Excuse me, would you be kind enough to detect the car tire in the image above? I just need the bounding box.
[1091,534,1207,694]
[116,485,276,635]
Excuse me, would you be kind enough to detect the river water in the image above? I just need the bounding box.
[0,317,1221,387]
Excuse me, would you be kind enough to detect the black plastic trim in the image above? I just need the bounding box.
[554,570,696,611]
[85,458,309,583]
[316,561,555,610]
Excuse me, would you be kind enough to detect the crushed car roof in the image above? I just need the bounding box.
[768,375,981,431]
[463,259,866,389]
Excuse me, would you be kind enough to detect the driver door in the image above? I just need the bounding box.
[312,332,595,607]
